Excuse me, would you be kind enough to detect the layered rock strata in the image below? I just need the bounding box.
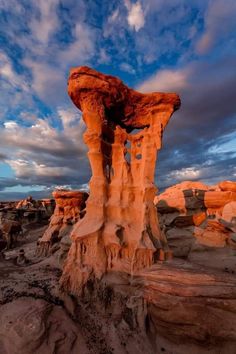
[38,190,88,256]
[1,258,236,354]
[155,180,236,267]
[61,66,180,294]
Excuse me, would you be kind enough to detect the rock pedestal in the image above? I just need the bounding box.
[61,66,180,294]
[38,190,88,256]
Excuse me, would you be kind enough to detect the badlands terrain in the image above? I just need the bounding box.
[0,180,236,354]
[0,67,236,354]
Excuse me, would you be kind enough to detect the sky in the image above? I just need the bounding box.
[0,0,236,200]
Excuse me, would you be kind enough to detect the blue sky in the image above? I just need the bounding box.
[0,0,236,200]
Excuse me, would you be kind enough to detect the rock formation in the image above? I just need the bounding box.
[16,195,36,209]
[61,66,180,294]
[1,197,55,227]
[1,255,236,354]
[0,197,55,251]
[155,180,236,268]
[38,190,88,257]
[1,220,22,250]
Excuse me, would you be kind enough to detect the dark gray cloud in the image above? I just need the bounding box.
[0,153,6,161]
[139,55,236,188]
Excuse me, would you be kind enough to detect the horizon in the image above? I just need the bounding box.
[0,0,236,201]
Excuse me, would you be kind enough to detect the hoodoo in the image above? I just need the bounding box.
[61,66,180,294]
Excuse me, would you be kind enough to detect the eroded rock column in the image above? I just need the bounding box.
[38,190,88,256]
[61,66,180,294]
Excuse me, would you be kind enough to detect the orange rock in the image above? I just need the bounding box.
[194,220,229,247]
[192,211,207,226]
[155,181,208,213]
[222,201,236,223]
[204,191,236,208]
[219,180,236,192]
[38,190,88,255]
[61,66,180,294]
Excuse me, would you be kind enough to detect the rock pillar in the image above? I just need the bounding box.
[61,66,180,294]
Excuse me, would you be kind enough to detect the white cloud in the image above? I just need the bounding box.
[23,59,65,104]
[173,167,201,180]
[57,107,84,134]
[138,68,189,92]
[4,121,18,130]
[208,133,236,156]
[124,1,145,32]
[7,159,74,178]
[120,62,135,74]
[30,0,59,44]
[98,48,110,64]
[58,108,78,128]
[22,21,95,105]
[0,52,29,91]
[59,23,95,66]
[0,113,89,188]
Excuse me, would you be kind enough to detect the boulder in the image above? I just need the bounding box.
[222,201,236,223]
[204,191,236,209]
[219,180,236,192]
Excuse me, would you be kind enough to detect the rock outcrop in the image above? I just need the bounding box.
[16,195,37,209]
[0,197,55,251]
[61,66,180,294]
[1,255,236,354]
[1,197,54,227]
[38,190,88,257]
[1,220,22,250]
[155,180,236,269]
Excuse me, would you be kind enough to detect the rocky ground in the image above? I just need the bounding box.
[0,185,236,354]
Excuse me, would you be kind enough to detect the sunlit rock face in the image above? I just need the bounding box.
[38,190,88,256]
[61,66,180,294]
[155,180,236,268]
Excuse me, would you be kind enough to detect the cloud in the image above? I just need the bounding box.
[124,1,145,32]
[119,62,136,74]
[58,23,95,67]
[108,8,120,23]
[138,55,236,188]
[3,121,18,129]
[0,112,90,191]
[7,159,75,179]
[30,0,60,45]
[138,68,189,92]
[196,0,236,54]
[0,52,29,91]
[0,153,7,161]
[23,59,66,104]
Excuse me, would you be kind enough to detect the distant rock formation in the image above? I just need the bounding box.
[1,197,54,226]
[155,180,236,270]
[16,195,36,209]
[1,220,22,250]
[61,66,180,294]
[0,197,55,251]
[38,190,88,257]
[16,196,55,216]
